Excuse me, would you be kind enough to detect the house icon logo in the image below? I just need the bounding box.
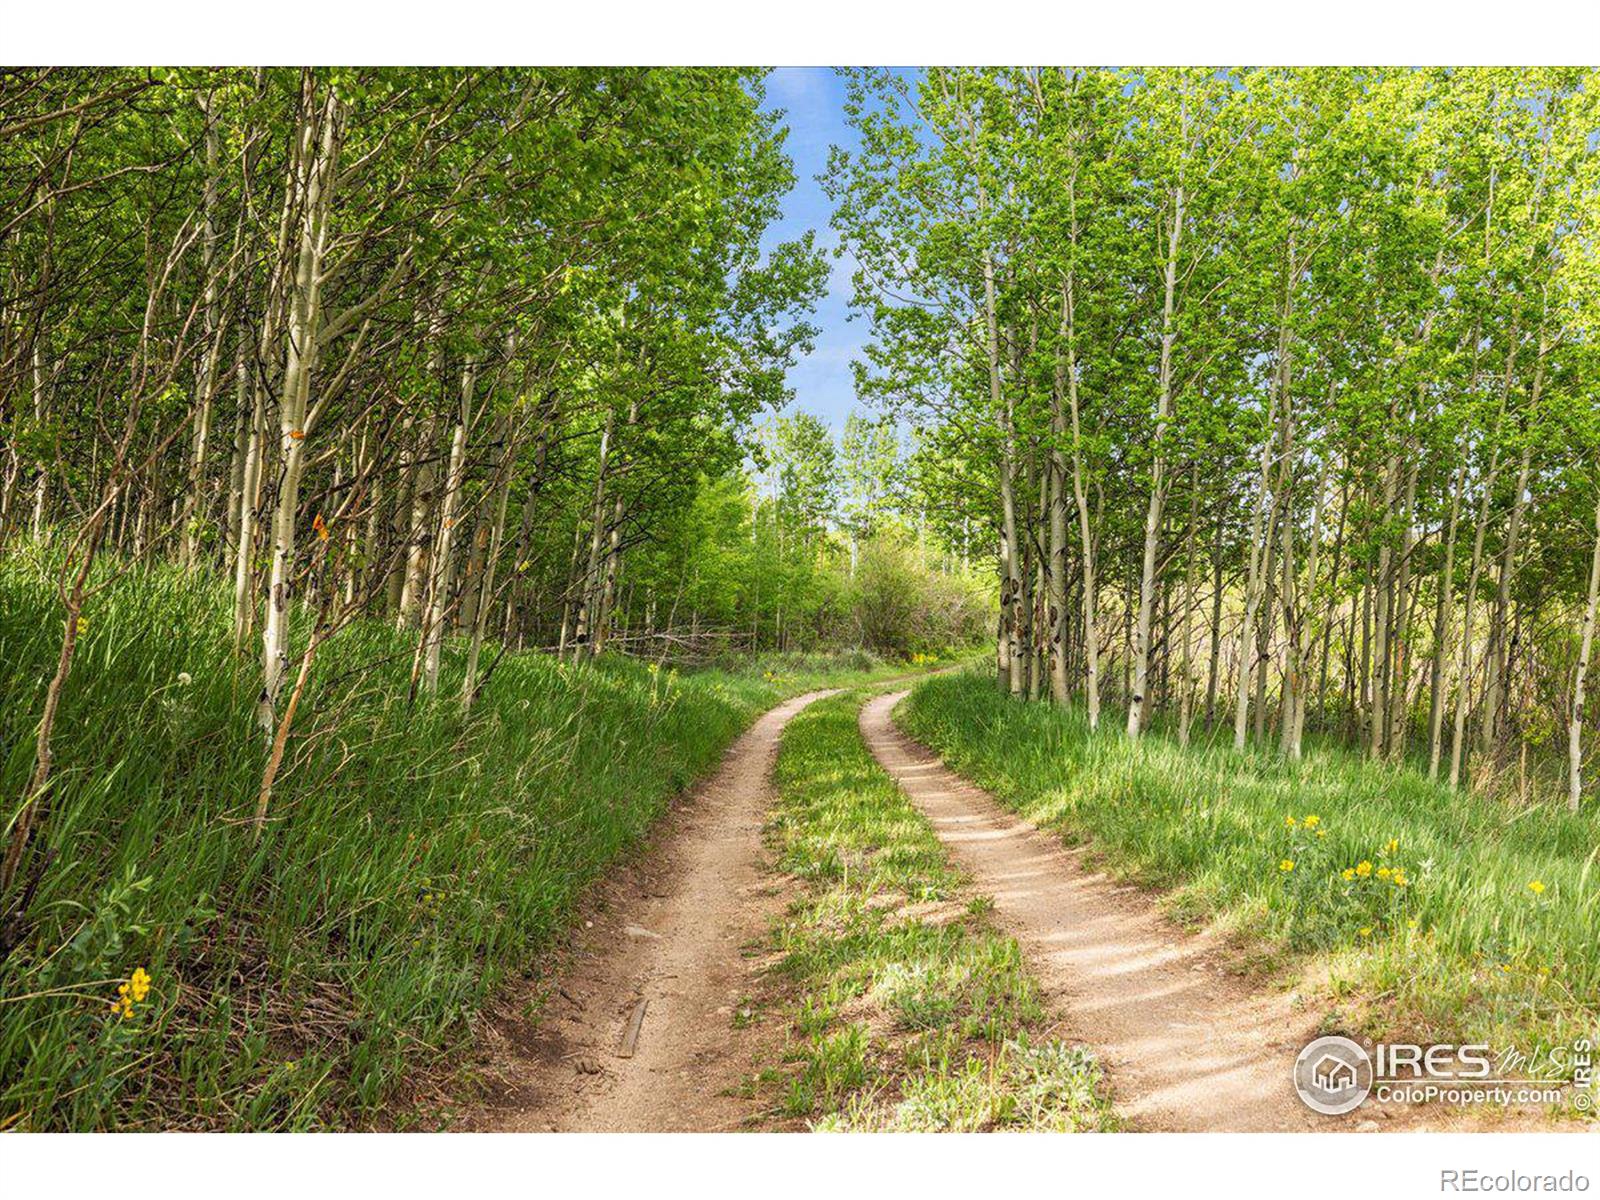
[1294,1036,1373,1115]
[1313,1054,1358,1093]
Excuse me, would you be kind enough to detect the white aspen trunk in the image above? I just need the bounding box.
[1427,454,1468,777]
[1386,460,1420,757]
[1481,310,1544,756]
[1062,277,1101,728]
[232,362,264,647]
[1482,439,1535,755]
[259,82,340,734]
[1177,478,1200,746]
[1255,431,1289,741]
[459,513,488,633]
[1370,446,1400,759]
[1233,409,1276,751]
[1127,156,1184,739]
[1205,506,1224,725]
[1292,459,1331,755]
[982,251,1022,697]
[557,517,583,658]
[1449,411,1509,787]
[29,342,48,539]
[1234,226,1298,751]
[998,429,1023,697]
[1047,428,1069,705]
[1568,494,1600,812]
[1283,457,1328,759]
[181,95,221,569]
[1036,541,1049,697]
[572,405,615,656]
[463,424,517,711]
[591,397,638,659]
[593,492,626,657]
[397,413,438,629]
[422,360,473,692]
[225,333,249,566]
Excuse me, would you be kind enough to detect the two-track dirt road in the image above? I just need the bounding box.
[475,684,1560,1133]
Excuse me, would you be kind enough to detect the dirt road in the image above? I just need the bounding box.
[479,689,835,1132]
[859,690,1328,1132]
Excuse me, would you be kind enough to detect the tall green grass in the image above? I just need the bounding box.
[755,691,1116,1131]
[899,671,1600,1070]
[0,550,901,1130]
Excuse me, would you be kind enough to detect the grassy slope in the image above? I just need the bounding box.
[751,690,1116,1131]
[899,671,1600,1072]
[0,553,912,1130]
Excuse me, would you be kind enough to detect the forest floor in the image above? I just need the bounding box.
[860,689,1583,1133]
[468,690,836,1131]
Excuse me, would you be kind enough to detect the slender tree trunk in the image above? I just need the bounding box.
[1427,455,1468,777]
[557,516,583,657]
[1387,460,1420,757]
[181,97,221,569]
[259,82,340,734]
[592,491,626,657]
[1284,458,1327,759]
[225,334,249,576]
[1234,368,1279,751]
[421,359,473,692]
[1370,439,1400,759]
[1128,154,1184,739]
[573,405,616,657]
[1205,502,1224,726]
[1450,460,1502,789]
[1569,493,1600,813]
[1482,438,1535,756]
[463,423,518,711]
[1177,474,1200,745]
[28,345,50,540]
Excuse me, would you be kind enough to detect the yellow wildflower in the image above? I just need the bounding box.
[1316,829,1327,839]
[1407,919,1419,930]
[1341,868,1356,882]
[1527,880,1545,895]
[1355,860,1372,878]
[1279,859,1295,873]
[1359,927,1372,937]
[1303,815,1321,829]
[1377,866,1392,880]
[76,616,89,635]
[1284,816,1298,829]
[110,967,150,1019]
[1384,838,1399,854]
[1392,871,1407,888]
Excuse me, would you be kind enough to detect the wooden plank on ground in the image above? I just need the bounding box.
[617,998,648,1058]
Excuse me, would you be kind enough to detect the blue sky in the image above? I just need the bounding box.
[759,68,864,433]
